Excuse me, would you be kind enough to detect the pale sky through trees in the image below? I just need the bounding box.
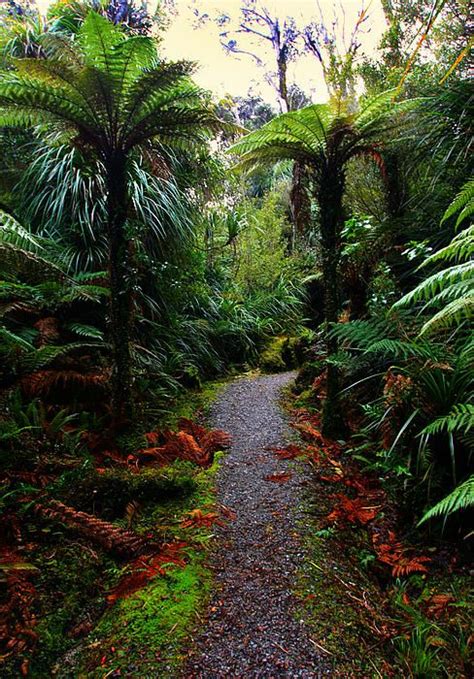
[35,0,387,104]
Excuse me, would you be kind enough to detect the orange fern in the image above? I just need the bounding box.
[106,542,187,604]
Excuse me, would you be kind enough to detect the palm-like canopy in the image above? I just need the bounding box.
[230,91,417,436]
[0,12,219,156]
[230,91,409,173]
[0,11,224,422]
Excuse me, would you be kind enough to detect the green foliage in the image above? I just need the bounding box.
[419,475,474,525]
[260,336,290,373]
[395,180,474,335]
[421,404,474,437]
[234,192,290,293]
[230,91,418,172]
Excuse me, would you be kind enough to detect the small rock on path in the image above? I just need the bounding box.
[184,372,328,678]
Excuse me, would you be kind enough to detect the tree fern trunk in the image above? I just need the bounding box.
[290,161,311,246]
[106,151,133,424]
[318,170,346,438]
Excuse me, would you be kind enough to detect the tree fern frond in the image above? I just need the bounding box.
[423,225,474,265]
[419,294,474,335]
[418,475,474,524]
[441,178,474,227]
[330,318,396,350]
[395,261,473,307]
[0,325,35,353]
[0,209,42,251]
[421,404,474,436]
[19,342,104,371]
[365,339,438,360]
[426,279,474,306]
[60,284,110,303]
[66,322,104,340]
[0,243,65,284]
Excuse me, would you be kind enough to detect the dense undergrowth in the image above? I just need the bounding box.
[0,0,472,676]
[1,378,229,677]
[280,396,472,678]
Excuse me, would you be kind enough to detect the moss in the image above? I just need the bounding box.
[79,560,212,678]
[2,379,226,678]
[70,456,223,677]
[158,378,229,429]
[54,463,197,519]
[260,333,314,374]
[260,335,296,373]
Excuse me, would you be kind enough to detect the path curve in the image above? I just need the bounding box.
[184,372,328,678]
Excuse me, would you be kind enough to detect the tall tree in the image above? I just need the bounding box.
[301,2,370,107]
[217,0,299,113]
[0,11,222,422]
[230,92,416,436]
[196,1,311,241]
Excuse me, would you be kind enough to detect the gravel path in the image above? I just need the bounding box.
[184,372,328,678]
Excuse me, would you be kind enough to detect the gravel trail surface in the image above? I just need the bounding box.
[184,372,328,678]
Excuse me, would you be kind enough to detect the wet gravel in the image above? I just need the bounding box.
[184,372,329,679]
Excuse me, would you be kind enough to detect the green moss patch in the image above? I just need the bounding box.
[77,559,212,678]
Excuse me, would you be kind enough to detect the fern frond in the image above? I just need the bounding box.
[423,225,474,265]
[396,261,473,307]
[66,322,104,340]
[0,210,42,251]
[441,178,474,228]
[420,294,474,335]
[0,243,66,284]
[365,339,438,360]
[19,342,103,371]
[421,404,474,436]
[0,325,35,353]
[418,475,474,524]
[330,318,393,350]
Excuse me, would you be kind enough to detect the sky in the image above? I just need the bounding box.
[163,1,386,104]
[35,1,387,105]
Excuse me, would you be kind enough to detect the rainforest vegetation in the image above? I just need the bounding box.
[0,1,472,677]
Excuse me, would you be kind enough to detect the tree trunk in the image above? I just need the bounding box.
[318,170,346,438]
[290,161,311,247]
[106,151,133,425]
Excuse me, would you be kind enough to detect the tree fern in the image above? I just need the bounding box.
[0,209,42,251]
[66,322,104,340]
[0,11,226,419]
[0,326,35,353]
[418,475,474,525]
[19,342,104,372]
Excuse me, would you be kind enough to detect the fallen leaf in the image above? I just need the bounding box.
[264,471,292,483]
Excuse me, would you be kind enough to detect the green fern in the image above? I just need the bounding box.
[440,178,474,229]
[0,326,35,353]
[19,342,103,372]
[0,209,42,251]
[395,181,474,335]
[365,339,438,360]
[66,322,104,340]
[418,475,474,525]
[421,404,474,436]
[330,318,395,350]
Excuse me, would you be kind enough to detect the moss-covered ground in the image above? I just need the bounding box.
[70,456,223,678]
